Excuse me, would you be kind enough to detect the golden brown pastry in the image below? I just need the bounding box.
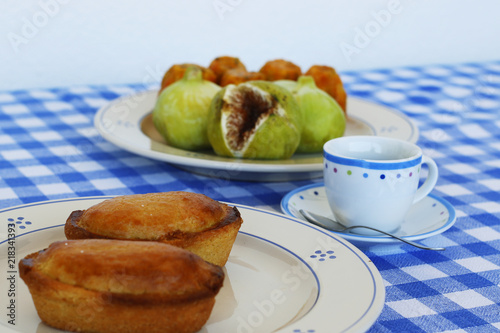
[219,69,266,87]
[305,65,347,113]
[159,63,217,94]
[65,192,242,266]
[259,59,302,81]
[209,56,247,83]
[20,239,224,333]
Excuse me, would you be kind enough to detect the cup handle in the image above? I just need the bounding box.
[413,155,438,204]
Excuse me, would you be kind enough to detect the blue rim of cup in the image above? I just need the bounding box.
[324,153,422,170]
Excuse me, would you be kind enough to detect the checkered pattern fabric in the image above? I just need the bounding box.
[1,61,500,332]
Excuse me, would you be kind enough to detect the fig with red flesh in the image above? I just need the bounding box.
[207,81,301,159]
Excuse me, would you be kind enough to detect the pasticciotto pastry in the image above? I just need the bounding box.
[64,191,243,266]
[19,239,225,333]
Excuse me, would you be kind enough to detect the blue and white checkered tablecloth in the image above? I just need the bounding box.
[1,61,500,332]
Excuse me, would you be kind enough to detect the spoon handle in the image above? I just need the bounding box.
[343,226,445,251]
[299,209,445,251]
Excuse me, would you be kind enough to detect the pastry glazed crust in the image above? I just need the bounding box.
[64,192,243,266]
[19,239,224,333]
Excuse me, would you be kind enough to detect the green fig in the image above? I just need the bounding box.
[274,79,298,91]
[153,66,221,150]
[278,76,346,153]
[207,81,301,159]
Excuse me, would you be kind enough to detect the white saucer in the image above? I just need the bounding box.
[281,183,456,250]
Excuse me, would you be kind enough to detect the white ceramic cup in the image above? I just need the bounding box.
[323,136,438,234]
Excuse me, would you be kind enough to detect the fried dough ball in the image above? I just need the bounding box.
[259,59,302,81]
[219,69,265,87]
[160,64,217,94]
[305,65,347,113]
[209,56,247,83]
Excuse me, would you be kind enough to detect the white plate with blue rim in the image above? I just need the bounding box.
[0,197,384,333]
[95,90,418,181]
[281,183,456,251]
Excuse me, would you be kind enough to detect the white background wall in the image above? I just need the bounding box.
[1,0,499,92]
